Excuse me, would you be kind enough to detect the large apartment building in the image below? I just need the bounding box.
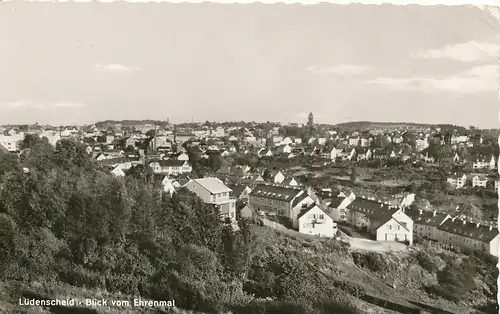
[248,184,316,226]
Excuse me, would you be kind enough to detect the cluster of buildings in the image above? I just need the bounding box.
[1,118,498,256]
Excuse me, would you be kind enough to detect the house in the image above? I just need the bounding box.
[184,177,237,221]
[360,137,370,147]
[176,152,190,161]
[329,147,342,161]
[388,150,398,159]
[240,204,257,220]
[446,174,467,189]
[149,160,192,176]
[258,148,273,157]
[406,208,451,241]
[271,170,286,184]
[472,175,488,188]
[282,176,299,187]
[161,176,177,195]
[120,136,136,150]
[372,149,389,160]
[110,165,126,177]
[415,138,429,152]
[436,217,500,257]
[290,193,317,228]
[470,155,496,170]
[276,144,292,154]
[298,204,337,238]
[452,153,460,163]
[328,193,356,222]
[346,197,414,245]
[230,185,253,202]
[248,184,306,223]
[356,148,372,161]
[348,137,360,146]
[0,135,23,152]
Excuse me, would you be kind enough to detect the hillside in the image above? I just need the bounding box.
[94,120,169,128]
[334,121,467,131]
[0,225,497,314]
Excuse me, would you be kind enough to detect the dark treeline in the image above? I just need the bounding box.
[0,135,363,314]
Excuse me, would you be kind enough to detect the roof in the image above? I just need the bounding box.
[229,184,248,197]
[405,208,448,227]
[291,193,310,207]
[297,203,321,219]
[193,177,233,194]
[348,197,398,222]
[282,176,297,185]
[329,196,346,208]
[249,184,303,202]
[152,160,187,167]
[438,218,499,243]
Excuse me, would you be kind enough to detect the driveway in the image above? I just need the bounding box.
[343,236,407,253]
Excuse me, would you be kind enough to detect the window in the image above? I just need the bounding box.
[397,225,400,230]
[230,212,234,218]
[319,214,324,220]
[388,225,392,230]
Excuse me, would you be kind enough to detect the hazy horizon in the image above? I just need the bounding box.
[0,3,499,128]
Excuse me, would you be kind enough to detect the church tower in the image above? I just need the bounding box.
[308,112,314,126]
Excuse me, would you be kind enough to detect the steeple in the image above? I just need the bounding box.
[308,112,314,126]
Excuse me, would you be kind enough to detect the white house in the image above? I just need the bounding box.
[447,174,467,189]
[328,193,356,222]
[273,170,286,184]
[184,177,237,221]
[149,160,192,176]
[161,176,176,195]
[237,185,253,202]
[298,204,337,238]
[346,197,414,245]
[375,209,414,245]
[111,165,126,177]
[177,152,190,161]
[472,175,488,188]
[349,137,360,146]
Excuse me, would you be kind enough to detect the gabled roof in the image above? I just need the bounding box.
[297,203,322,220]
[348,197,398,222]
[329,196,346,208]
[291,193,310,207]
[438,218,499,243]
[282,176,297,186]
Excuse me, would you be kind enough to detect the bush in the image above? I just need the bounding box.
[332,280,366,298]
[426,260,477,302]
[351,252,389,273]
[415,251,438,273]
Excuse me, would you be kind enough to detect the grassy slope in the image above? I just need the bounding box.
[251,226,487,314]
[0,225,491,314]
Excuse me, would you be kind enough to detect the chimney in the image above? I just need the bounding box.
[476,223,480,228]
[463,220,466,225]
[419,209,422,216]
[489,225,493,231]
[451,216,456,222]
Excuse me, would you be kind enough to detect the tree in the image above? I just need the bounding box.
[145,129,156,137]
[350,166,357,183]
[460,201,483,221]
[53,139,93,169]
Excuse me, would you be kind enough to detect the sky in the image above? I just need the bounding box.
[0,3,498,128]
